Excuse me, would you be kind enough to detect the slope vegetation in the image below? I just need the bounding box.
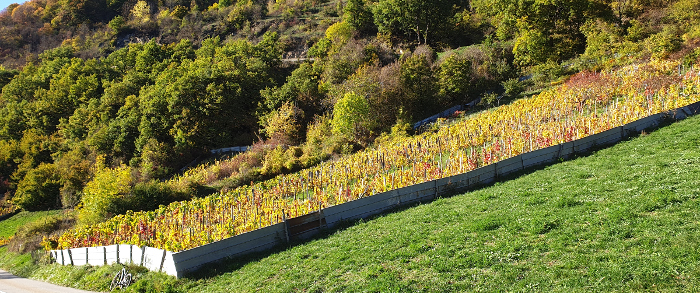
[3,91,700,292]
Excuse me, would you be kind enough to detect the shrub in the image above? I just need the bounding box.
[501,78,524,101]
[261,146,287,175]
[260,102,302,144]
[108,16,126,33]
[115,181,190,214]
[531,60,566,85]
[139,138,173,180]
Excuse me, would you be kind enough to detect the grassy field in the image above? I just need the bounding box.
[0,210,62,238]
[2,114,700,292]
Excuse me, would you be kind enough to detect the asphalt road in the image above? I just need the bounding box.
[0,270,100,293]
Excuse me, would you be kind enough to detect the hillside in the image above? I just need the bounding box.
[45,55,700,252]
[139,105,700,291]
[1,0,700,221]
[2,94,700,292]
[1,0,700,288]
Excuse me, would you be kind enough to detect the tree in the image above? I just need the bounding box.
[131,0,152,24]
[473,0,607,65]
[77,157,132,225]
[260,102,303,144]
[53,144,95,208]
[331,92,371,140]
[372,0,465,44]
[344,0,374,34]
[437,54,474,104]
[399,51,440,119]
[260,62,323,125]
[513,18,551,66]
[13,163,61,211]
[0,65,18,89]
[31,58,103,135]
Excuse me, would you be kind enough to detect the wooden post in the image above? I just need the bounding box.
[159,249,167,272]
[494,161,499,180]
[140,246,146,266]
[282,210,290,243]
[434,179,438,199]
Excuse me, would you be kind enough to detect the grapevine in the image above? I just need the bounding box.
[53,59,700,252]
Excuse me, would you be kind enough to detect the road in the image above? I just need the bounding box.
[0,270,100,293]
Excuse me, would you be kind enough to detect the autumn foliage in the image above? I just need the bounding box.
[50,59,700,252]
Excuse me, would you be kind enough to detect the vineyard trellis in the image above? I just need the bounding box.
[50,59,700,253]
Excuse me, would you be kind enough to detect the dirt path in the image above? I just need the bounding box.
[0,270,100,293]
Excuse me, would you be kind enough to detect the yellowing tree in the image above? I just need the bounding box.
[261,101,303,143]
[77,157,132,226]
[131,0,151,24]
[331,92,370,140]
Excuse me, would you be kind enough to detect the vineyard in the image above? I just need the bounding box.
[49,59,700,252]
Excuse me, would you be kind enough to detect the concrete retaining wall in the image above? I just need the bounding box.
[50,244,171,274]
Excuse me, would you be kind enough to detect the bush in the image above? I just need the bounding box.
[139,138,173,180]
[108,16,126,33]
[261,146,287,175]
[501,78,524,100]
[531,60,566,85]
[114,181,190,215]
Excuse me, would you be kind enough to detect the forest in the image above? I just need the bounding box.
[1,0,699,232]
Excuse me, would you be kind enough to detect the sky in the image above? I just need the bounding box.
[0,0,25,13]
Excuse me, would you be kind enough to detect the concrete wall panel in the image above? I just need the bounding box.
[172,229,280,276]
[161,252,177,277]
[173,223,284,264]
[573,133,597,152]
[558,142,574,159]
[624,114,661,134]
[523,145,559,168]
[594,127,623,146]
[69,248,87,266]
[685,100,700,114]
[105,245,118,265]
[496,156,523,177]
[142,247,166,272]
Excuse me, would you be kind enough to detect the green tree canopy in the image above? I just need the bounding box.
[372,0,466,44]
[331,92,371,140]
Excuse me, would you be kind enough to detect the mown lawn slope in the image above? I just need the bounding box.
[182,114,700,292]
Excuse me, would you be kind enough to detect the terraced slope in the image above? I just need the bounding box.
[180,114,700,292]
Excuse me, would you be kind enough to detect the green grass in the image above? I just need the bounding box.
[0,210,62,238]
[3,115,700,292]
